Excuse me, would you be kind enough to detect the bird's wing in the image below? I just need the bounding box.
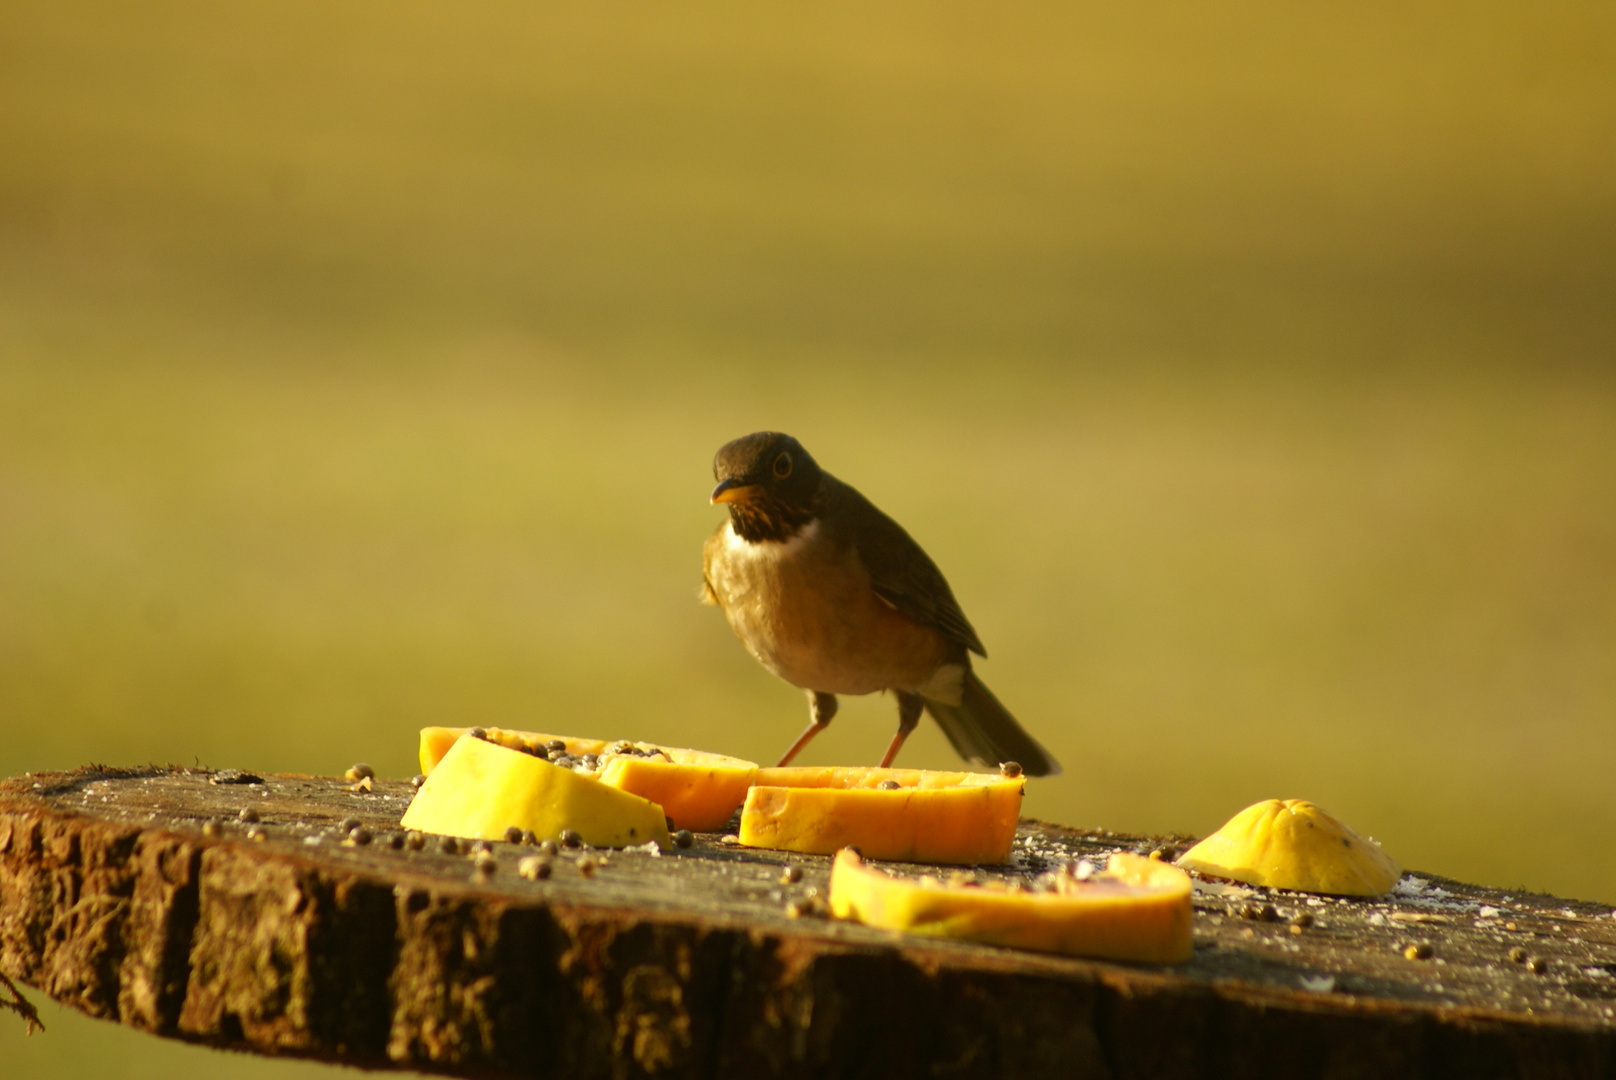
[830,477,987,658]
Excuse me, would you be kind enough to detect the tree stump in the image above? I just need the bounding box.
[1,765,1613,1078]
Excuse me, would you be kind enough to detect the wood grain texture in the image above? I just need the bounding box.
[2,766,1614,1079]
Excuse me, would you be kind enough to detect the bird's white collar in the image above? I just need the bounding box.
[724,517,820,557]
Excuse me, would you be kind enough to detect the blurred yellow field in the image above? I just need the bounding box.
[1,3,1612,1075]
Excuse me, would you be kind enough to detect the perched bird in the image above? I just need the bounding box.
[701,431,1060,776]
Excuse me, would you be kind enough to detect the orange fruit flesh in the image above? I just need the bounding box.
[740,766,1022,864]
[830,850,1194,963]
[418,726,757,832]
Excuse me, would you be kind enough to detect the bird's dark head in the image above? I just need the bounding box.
[710,432,824,542]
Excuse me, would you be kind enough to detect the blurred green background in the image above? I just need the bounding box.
[2,2,1613,1074]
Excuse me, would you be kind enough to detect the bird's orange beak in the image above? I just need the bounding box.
[711,479,762,505]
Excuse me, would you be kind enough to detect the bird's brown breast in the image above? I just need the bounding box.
[703,518,960,698]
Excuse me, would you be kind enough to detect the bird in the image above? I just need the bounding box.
[700,431,1060,776]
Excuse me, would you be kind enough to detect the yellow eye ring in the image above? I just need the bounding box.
[772,452,792,479]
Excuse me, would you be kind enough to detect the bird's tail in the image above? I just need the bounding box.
[922,670,1061,777]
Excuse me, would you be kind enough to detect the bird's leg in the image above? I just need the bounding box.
[776,691,838,767]
[878,691,925,768]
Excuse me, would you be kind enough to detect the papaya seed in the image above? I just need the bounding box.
[518,856,553,881]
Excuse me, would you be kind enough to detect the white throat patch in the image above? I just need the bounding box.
[724,517,820,560]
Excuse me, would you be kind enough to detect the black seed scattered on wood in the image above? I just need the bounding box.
[504,826,524,844]
[576,855,598,877]
[385,832,405,850]
[1508,946,1528,964]
[1528,958,1549,975]
[471,840,493,855]
[209,769,264,785]
[538,839,559,857]
[439,836,460,854]
[517,856,553,881]
[344,763,375,782]
[202,818,224,838]
[673,830,694,849]
[238,808,260,823]
[405,831,426,851]
[1291,912,1315,928]
[781,866,803,884]
[338,816,361,833]
[1404,943,1434,961]
[560,829,583,849]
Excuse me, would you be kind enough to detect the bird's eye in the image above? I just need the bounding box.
[772,452,792,479]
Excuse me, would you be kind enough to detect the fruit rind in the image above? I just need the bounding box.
[1175,798,1401,897]
[829,850,1194,963]
[418,726,757,832]
[401,734,672,848]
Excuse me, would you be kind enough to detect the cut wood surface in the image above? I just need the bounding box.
[2,765,1613,1079]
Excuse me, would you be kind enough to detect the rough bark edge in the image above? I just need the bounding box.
[3,783,1615,1079]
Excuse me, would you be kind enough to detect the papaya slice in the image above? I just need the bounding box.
[1176,798,1401,897]
[738,766,1022,864]
[401,733,671,848]
[418,726,757,832]
[829,849,1194,963]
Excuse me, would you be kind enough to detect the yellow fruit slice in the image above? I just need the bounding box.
[401,734,671,848]
[418,726,757,832]
[1176,798,1401,897]
[829,850,1194,963]
[739,766,1022,864]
